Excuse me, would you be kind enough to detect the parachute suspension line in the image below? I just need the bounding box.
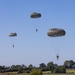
[49,42,59,61]
[58,36,65,51]
[11,38,15,48]
[52,37,65,61]
[50,39,60,61]
[56,36,65,61]
[9,37,14,48]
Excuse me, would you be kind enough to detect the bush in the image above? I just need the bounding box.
[51,66,66,73]
[26,70,31,73]
[30,69,42,75]
[17,69,23,73]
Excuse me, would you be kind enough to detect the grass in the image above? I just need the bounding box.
[43,71,51,74]
[43,73,75,75]
[0,73,74,75]
[43,69,75,75]
[0,69,75,75]
[0,73,29,75]
[66,69,75,73]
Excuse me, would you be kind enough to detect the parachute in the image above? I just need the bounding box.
[47,28,66,60]
[47,28,66,37]
[31,12,41,18]
[9,33,17,37]
[30,12,41,33]
[9,33,17,48]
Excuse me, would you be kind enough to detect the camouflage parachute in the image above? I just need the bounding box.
[47,28,66,37]
[9,33,17,37]
[30,12,41,18]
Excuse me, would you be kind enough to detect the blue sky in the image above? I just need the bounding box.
[0,0,75,67]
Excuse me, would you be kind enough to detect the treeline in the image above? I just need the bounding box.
[0,60,75,73]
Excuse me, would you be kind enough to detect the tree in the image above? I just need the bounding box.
[47,62,54,70]
[64,60,75,69]
[21,64,27,69]
[28,64,33,69]
[39,63,46,70]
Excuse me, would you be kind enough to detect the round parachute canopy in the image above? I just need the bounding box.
[47,28,66,37]
[30,12,41,18]
[9,33,17,37]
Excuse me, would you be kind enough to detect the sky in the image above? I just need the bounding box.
[0,0,75,67]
